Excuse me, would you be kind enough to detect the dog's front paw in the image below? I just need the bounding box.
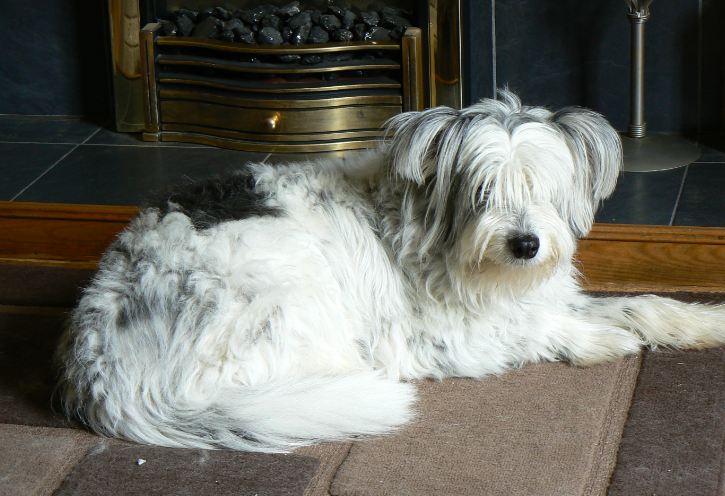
[564,327,643,367]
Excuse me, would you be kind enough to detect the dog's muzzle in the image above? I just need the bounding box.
[507,234,540,260]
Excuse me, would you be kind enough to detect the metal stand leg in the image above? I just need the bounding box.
[622,0,699,172]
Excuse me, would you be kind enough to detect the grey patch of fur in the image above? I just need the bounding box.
[148,168,282,230]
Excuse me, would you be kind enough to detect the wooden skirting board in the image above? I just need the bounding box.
[0,202,137,269]
[1,201,724,293]
[578,225,725,293]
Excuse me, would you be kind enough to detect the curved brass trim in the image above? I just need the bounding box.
[160,100,400,134]
[158,76,401,93]
[157,56,400,74]
[158,131,380,153]
[162,133,379,153]
[157,36,400,53]
[159,89,402,109]
[162,123,384,142]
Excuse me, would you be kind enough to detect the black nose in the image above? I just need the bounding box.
[507,234,540,260]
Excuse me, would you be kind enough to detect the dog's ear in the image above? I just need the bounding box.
[383,106,460,184]
[383,107,470,255]
[551,108,622,237]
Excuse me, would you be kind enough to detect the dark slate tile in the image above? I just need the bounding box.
[0,309,71,428]
[0,1,111,118]
[699,0,725,143]
[493,0,699,133]
[595,168,685,225]
[463,0,494,105]
[494,1,628,129]
[15,145,268,206]
[694,145,725,163]
[55,442,319,496]
[0,116,100,144]
[86,128,210,147]
[0,143,72,200]
[673,163,725,226]
[608,348,725,496]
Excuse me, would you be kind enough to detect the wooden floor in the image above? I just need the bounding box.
[2,201,724,293]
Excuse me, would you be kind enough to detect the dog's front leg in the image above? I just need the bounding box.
[538,312,643,367]
[543,295,725,367]
[585,295,725,351]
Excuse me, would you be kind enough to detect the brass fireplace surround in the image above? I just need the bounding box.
[110,1,463,152]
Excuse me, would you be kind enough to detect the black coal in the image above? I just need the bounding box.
[160,2,413,45]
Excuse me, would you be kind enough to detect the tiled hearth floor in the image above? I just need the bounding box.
[1,115,724,227]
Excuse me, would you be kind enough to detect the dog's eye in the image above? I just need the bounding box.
[476,185,491,205]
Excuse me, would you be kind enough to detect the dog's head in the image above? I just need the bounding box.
[384,90,621,296]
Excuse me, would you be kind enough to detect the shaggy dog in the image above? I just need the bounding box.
[56,91,725,452]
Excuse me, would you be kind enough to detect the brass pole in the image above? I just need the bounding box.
[627,9,649,138]
[621,0,700,172]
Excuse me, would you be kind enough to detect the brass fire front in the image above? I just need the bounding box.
[140,23,424,153]
[112,1,463,140]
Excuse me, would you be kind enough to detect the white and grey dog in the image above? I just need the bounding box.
[57,90,725,452]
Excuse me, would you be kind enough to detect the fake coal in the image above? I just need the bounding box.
[161,2,412,45]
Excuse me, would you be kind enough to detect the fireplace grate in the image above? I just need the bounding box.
[141,25,423,152]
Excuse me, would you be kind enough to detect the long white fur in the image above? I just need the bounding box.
[56,90,725,452]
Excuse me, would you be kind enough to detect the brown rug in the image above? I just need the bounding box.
[0,424,97,496]
[297,443,354,496]
[0,308,71,427]
[330,356,641,496]
[608,348,725,496]
[0,264,93,307]
[55,441,320,496]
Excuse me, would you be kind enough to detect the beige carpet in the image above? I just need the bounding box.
[328,357,640,496]
[0,424,97,496]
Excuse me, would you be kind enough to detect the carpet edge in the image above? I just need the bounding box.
[582,354,643,496]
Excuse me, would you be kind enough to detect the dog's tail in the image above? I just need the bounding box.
[67,371,417,453]
[590,294,725,350]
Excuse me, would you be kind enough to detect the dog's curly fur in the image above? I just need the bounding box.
[56,91,725,452]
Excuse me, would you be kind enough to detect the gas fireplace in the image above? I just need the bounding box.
[108,0,463,152]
